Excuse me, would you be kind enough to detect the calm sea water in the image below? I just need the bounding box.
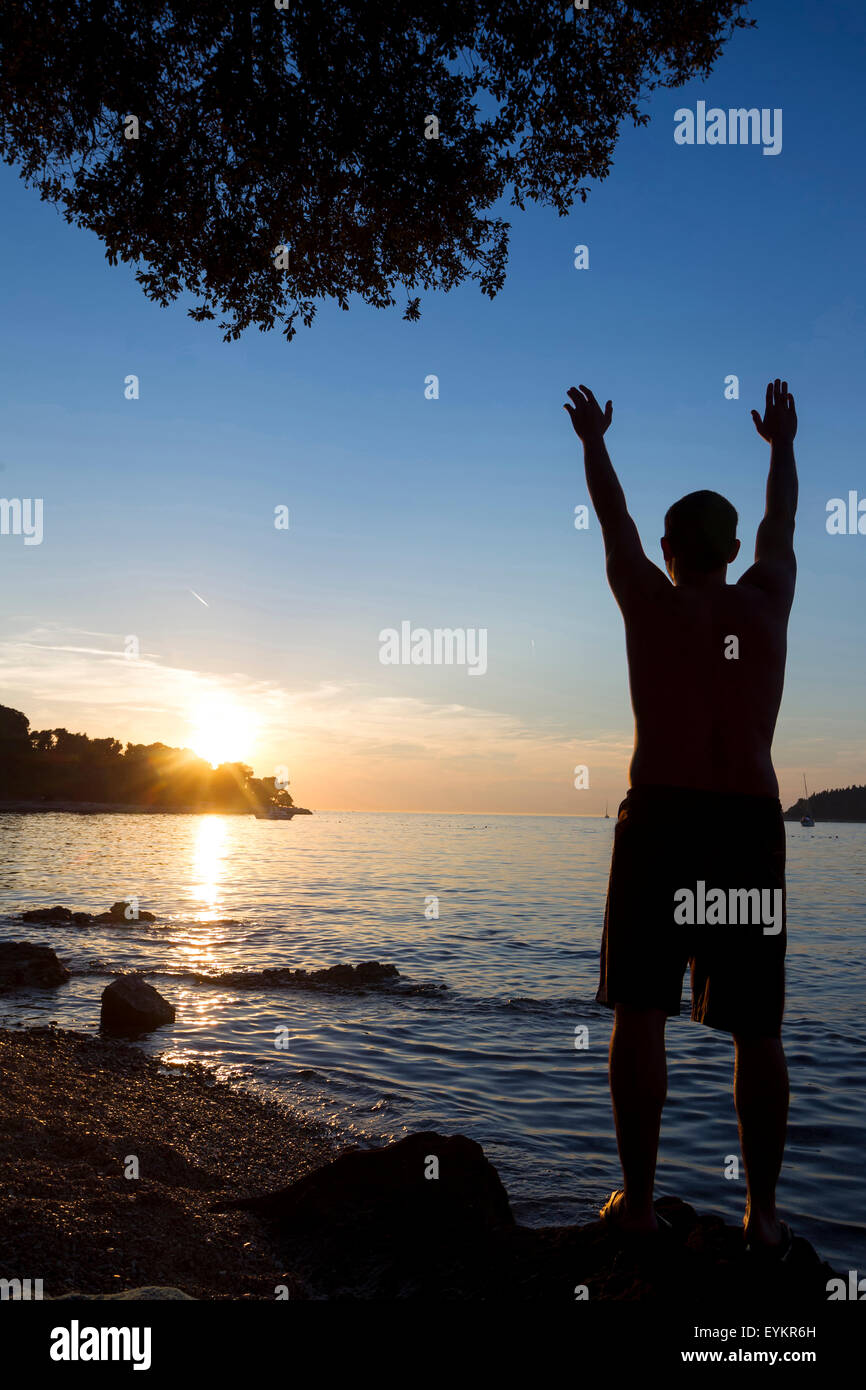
[1,811,863,1270]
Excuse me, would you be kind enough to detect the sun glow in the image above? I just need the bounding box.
[187,697,258,768]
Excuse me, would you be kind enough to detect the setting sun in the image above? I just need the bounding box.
[187,698,258,768]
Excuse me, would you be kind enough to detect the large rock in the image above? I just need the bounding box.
[100,977,175,1035]
[231,1130,512,1230]
[0,942,71,990]
[223,1131,515,1297]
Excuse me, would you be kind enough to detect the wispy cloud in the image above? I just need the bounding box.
[0,624,632,809]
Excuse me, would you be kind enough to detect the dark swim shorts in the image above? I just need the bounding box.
[596,785,787,1037]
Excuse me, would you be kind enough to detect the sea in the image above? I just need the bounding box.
[1,810,863,1271]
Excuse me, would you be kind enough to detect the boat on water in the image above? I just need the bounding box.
[254,805,306,820]
[800,774,815,827]
[604,801,610,819]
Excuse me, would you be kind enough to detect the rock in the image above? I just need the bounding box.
[229,1131,512,1230]
[21,901,156,927]
[100,977,175,1035]
[314,961,399,986]
[222,1131,515,1296]
[92,901,157,923]
[220,960,400,990]
[52,1287,194,1301]
[0,942,71,990]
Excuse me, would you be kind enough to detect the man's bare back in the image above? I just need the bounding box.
[623,571,788,797]
[564,379,798,799]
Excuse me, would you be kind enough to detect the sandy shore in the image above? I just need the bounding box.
[0,1026,337,1299]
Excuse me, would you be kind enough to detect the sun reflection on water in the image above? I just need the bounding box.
[192,816,226,918]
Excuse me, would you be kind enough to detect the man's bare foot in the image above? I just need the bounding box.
[744,1212,793,1259]
[744,1212,781,1245]
[600,1189,660,1234]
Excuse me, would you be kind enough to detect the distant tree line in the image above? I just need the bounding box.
[783,785,866,823]
[0,704,294,812]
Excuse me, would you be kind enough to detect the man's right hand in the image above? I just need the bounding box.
[751,379,797,444]
[564,385,613,442]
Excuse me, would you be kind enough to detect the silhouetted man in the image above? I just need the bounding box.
[564,379,797,1255]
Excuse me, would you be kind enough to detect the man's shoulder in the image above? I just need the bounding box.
[620,577,788,633]
[735,559,797,615]
[607,554,671,609]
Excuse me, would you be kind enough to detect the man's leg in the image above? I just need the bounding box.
[733,1034,789,1246]
[608,1002,668,1230]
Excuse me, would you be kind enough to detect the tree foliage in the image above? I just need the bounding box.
[0,1,752,339]
[784,786,866,823]
[0,704,297,810]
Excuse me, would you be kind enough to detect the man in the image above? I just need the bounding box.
[564,379,797,1255]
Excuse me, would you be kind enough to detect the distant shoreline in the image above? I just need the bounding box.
[0,801,312,816]
[1,801,865,821]
[782,814,866,824]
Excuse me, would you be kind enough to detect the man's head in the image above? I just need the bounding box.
[661,490,740,583]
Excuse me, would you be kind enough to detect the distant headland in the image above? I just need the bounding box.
[782,784,866,823]
[0,704,310,816]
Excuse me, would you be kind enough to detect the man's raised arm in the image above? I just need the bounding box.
[564,383,660,596]
[741,378,798,601]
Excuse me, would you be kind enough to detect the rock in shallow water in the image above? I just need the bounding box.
[220,960,401,990]
[21,905,74,924]
[21,901,156,926]
[92,900,157,923]
[0,942,71,990]
[100,976,175,1035]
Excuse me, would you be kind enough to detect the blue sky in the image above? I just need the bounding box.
[1,0,865,811]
